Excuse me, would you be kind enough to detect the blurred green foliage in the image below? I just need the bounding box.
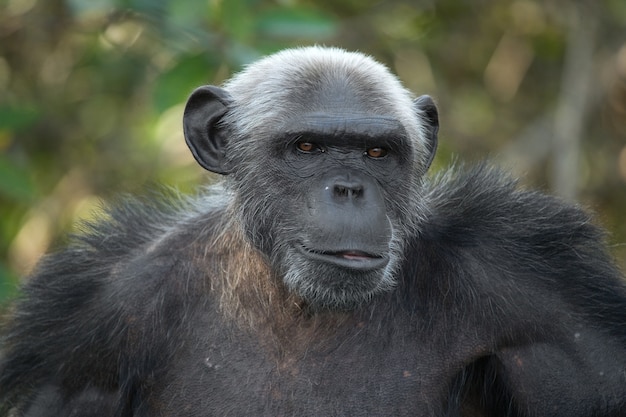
[1,0,625,303]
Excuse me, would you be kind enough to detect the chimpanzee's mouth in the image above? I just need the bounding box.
[296,245,389,271]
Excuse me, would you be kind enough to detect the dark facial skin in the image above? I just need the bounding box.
[284,115,410,259]
[277,117,408,306]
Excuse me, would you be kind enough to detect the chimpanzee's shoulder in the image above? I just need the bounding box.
[420,162,600,247]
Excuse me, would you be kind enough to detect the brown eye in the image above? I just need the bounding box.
[296,142,315,153]
[366,147,387,158]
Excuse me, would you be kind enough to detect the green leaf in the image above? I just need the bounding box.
[221,0,258,40]
[67,0,116,17]
[0,155,36,202]
[167,0,208,26]
[0,105,39,131]
[0,262,18,303]
[257,8,337,40]
[153,54,217,112]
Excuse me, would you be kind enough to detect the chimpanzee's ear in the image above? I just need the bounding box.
[183,86,233,175]
[414,95,439,171]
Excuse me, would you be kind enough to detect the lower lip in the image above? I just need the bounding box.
[296,245,389,271]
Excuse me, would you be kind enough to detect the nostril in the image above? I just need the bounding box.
[352,187,364,198]
[333,184,363,199]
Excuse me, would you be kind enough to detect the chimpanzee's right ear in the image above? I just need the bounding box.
[413,95,439,172]
[183,86,233,175]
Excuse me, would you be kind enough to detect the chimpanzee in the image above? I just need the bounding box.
[1,46,625,416]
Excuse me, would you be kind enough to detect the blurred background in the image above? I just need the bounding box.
[1,0,625,303]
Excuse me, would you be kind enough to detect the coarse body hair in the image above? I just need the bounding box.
[1,164,625,416]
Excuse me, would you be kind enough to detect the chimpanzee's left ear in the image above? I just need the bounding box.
[414,95,439,170]
[183,85,233,175]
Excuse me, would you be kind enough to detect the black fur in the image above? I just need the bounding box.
[1,47,625,416]
[1,165,625,416]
